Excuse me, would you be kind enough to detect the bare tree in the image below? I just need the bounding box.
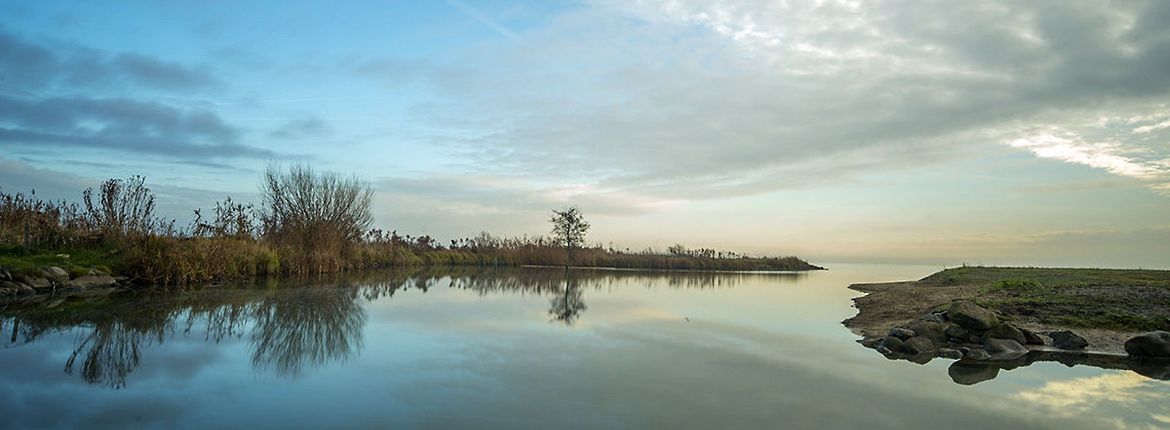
[259,164,374,273]
[549,206,589,268]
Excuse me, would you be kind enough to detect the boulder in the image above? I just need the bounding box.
[938,348,964,359]
[67,275,117,289]
[947,301,999,331]
[1124,331,1170,358]
[917,313,946,324]
[948,361,1000,385]
[880,336,906,353]
[43,266,69,283]
[984,324,1026,344]
[907,320,948,345]
[24,277,51,290]
[983,338,1029,360]
[1048,331,1089,350]
[1020,327,1046,345]
[903,336,936,355]
[945,324,970,342]
[889,327,916,340]
[965,348,992,361]
[875,345,893,355]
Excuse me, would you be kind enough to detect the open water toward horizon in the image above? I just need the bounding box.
[0,263,1166,429]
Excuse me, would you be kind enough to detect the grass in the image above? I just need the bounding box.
[919,266,1170,332]
[0,246,115,277]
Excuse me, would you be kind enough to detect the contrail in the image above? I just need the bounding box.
[442,0,524,43]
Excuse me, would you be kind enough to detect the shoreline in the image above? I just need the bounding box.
[0,261,826,301]
[842,280,1140,354]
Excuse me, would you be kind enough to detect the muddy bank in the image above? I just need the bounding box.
[842,280,1140,354]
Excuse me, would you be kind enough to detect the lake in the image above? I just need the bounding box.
[0,264,1167,429]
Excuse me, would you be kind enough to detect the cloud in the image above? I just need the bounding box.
[0,94,275,160]
[111,52,220,91]
[1014,371,1170,428]
[269,117,332,139]
[1008,132,1167,181]
[0,26,220,93]
[403,0,1170,200]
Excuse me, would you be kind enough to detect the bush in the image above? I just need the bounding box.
[259,164,374,275]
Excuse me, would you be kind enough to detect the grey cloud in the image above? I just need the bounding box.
[112,52,219,91]
[0,26,219,92]
[407,0,1170,200]
[0,94,275,160]
[269,116,332,139]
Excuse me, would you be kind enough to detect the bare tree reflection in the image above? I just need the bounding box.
[64,321,156,389]
[249,286,366,377]
[549,270,587,326]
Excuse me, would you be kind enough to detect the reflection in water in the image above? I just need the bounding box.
[943,350,1170,386]
[249,287,367,377]
[65,321,155,389]
[0,267,801,388]
[1015,372,1170,428]
[549,270,587,326]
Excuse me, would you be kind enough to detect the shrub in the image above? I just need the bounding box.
[259,164,374,274]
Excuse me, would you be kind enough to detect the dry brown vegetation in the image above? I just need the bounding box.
[1,166,821,286]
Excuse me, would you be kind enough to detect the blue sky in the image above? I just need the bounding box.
[2,0,1170,267]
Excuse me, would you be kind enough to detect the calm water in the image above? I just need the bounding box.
[0,264,1167,429]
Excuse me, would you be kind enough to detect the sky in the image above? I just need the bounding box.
[1,0,1169,268]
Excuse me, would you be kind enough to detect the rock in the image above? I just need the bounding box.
[875,345,893,355]
[948,361,1000,385]
[880,336,906,352]
[1048,331,1089,350]
[24,277,51,290]
[860,337,882,348]
[0,269,10,281]
[1124,331,1170,358]
[0,286,16,296]
[889,327,916,340]
[15,283,35,295]
[983,338,1029,360]
[918,313,946,324]
[1020,327,1046,345]
[903,336,936,355]
[67,274,117,289]
[965,348,992,361]
[984,324,1026,344]
[907,320,948,345]
[938,348,964,359]
[947,301,999,331]
[945,324,970,341]
[43,266,69,283]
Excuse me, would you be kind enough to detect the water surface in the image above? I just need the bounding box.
[1,264,1166,429]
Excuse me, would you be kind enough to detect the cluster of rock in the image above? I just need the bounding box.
[861,300,1170,362]
[0,265,120,297]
